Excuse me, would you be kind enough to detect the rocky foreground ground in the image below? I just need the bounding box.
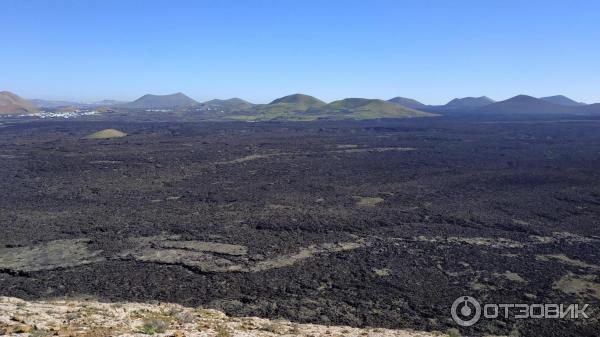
[0,297,456,337]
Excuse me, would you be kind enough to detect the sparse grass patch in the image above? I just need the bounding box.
[553,273,600,299]
[509,328,521,337]
[446,328,461,337]
[140,319,169,335]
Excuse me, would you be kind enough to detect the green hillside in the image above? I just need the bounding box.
[388,96,426,109]
[204,98,254,111]
[269,93,325,106]
[228,94,326,121]
[228,97,435,121]
[319,98,435,119]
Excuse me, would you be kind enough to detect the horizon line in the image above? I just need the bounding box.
[17,92,595,106]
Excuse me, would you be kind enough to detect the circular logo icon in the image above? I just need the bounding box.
[451,296,481,327]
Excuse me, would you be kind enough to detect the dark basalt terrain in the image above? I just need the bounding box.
[1,117,599,336]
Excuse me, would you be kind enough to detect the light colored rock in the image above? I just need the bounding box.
[0,296,448,337]
[0,234,370,274]
[354,196,385,207]
[0,239,104,273]
[121,235,370,273]
[159,240,248,256]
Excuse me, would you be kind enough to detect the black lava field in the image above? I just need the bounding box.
[1,117,599,336]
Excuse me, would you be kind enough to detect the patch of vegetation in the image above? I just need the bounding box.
[446,328,462,337]
[553,273,600,300]
[538,254,600,270]
[140,319,169,335]
[321,98,434,119]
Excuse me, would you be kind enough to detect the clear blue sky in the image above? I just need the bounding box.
[2,0,599,104]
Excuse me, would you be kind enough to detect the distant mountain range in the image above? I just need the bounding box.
[30,99,125,108]
[4,90,600,120]
[475,95,571,114]
[91,100,125,106]
[0,91,39,115]
[230,94,433,121]
[410,94,595,115]
[30,99,79,108]
[471,95,599,115]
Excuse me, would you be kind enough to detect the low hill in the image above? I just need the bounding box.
[316,98,434,119]
[540,95,585,106]
[203,98,254,111]
[84,129,128,139]
[236,94,326,119]
[474,95,574,115]
[121,92,198,109]
[269,93,325,106]
[445,96,495,109]
[419,96,495,115]
[0,91,39,115]
[388,97,426,109]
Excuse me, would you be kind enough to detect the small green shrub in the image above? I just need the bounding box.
[140,319,169,335]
